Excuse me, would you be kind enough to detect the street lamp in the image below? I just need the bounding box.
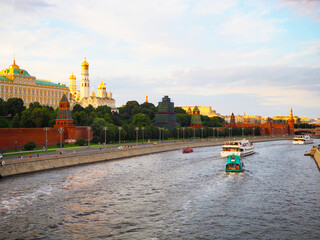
[103,127,108,147]
[141,127,145,144]
[217,128,219,138]
[193,128,195,139]
[162,128,165,142]
[87,126,91,148]
[118,126,122,146]
[158,127,161,142]
[253,127,255,137]
[44,127,49,152]
[182,127,185,141]
[201,127,204,140]
[58,127,64,149]
[177,127,179,141]
[135,127,139,146]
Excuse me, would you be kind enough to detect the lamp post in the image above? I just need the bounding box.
[229,127,231,139]
[135,127,139,146]
[158,127,161,142]
[193,128,195,140]
[58,127,64,149]
[87,126,91,148]
[212,128,215,140]
[177,127,179,141]
[103,127,108,147]
[141,127,145,144]
[217,128,219,138]
[253,127,255,137]
[182,127,185,141]
[44,127,49,152]
[201,127,204,140]
[162,128,165,142]
[118,127,122,146]
[242,127,244,138]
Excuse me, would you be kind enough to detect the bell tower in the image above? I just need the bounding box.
[288,106,295,135]
[80,57,90,99]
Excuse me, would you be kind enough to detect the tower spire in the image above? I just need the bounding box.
[290,106,293,118]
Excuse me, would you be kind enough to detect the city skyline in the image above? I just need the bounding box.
[0,0,319,118]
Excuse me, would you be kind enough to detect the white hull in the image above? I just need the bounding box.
[220,139,255,157]
[221,147,255,157]
[292,140,314,145]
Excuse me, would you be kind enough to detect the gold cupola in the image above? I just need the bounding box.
[9,59,20,69]
[98,80,106,90]
[69,73,76,80]
[82,57,89,66]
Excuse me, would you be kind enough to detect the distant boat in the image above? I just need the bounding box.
[225,154,243,173]
[182,148,193,153]
[221,139,255,157]
[293,135,313,145]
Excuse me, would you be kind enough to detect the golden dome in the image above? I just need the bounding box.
[9,59,20,69]
[98,80,106,90]
[69,73,76,80]
[90,89,96,97]
[82,57,89,66]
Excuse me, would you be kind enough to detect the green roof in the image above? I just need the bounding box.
[0,68,32,77]
[36,80,68,88]
[0,76,11,81]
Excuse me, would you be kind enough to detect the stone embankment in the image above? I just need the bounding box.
[310,145,320,170]
[0,136,291,177]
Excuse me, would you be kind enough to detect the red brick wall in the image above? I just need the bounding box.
[0,127,92,151]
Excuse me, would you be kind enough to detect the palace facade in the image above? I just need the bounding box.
[0,60,69,108]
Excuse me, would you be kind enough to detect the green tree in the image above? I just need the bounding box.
[131,113,151,127]
[20,109,35,128]
[12,113,20,128]
[91,118,108,143]
[104,113,113,124]
[0,117,9,128]
[177,114,191,127]
[174,107,187,114]
[0,98,7,116]
[6,98,26,116]
[24,141,36,150]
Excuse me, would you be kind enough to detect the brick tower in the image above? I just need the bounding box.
[154,95,178,133]
[288,106,294,135]
[54,94,76,143]
[189,106,203,128]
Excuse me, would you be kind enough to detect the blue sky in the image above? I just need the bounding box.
[0,0,319,118]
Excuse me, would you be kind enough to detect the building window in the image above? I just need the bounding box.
[40,90,42,96]
[19,88,21,94]
[44,91,46,96]
[15,88,17,94]
[28,89,30,95]
[32,89,34,95]
[23,89,26,95]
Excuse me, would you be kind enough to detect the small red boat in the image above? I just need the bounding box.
[182,148,193,153]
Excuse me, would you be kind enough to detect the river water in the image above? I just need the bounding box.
[1,140,320,240]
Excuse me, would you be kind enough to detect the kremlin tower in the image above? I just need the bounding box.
[189,106,203,128]
[80,57,90,99]
[288,106,295,135]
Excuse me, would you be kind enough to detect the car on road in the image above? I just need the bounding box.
[0,154,3,159]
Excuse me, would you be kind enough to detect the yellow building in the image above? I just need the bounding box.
[0,60,69,107]
[69,58,116,110]
[179,106,220,117]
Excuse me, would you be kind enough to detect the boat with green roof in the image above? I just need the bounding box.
[225,154,244,173]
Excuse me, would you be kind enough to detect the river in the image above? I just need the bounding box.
[1,140,320,239]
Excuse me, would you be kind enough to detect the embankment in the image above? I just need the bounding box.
[0,136,291,177]
[310,145,320,170]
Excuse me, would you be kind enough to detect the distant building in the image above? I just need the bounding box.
[154,95,178,133]
[0,59,69,107]
[179,106,220,117]
[69,58,116,110]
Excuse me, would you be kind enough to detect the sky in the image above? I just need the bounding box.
[0,0,319,118]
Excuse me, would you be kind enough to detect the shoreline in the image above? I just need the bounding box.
[0,136,292,178]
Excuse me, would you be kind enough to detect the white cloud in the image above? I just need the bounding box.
[278,0,320,21]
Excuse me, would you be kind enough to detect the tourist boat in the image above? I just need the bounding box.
[225,154,243,173]
[221,139,255,157]
[182,148,193,153]
[292,135,314,145]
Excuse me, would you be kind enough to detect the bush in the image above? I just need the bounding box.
[57,142,64,148]
[24,141,36,150]
[76,138,86,146]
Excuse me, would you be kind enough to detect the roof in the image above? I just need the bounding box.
[59,94,69,103]
[0,76,12,81]
[0,68,32,77]
[36,80,68,88]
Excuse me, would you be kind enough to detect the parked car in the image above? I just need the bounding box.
[0,154,3,159]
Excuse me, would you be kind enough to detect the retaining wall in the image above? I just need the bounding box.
[0,136,291,177]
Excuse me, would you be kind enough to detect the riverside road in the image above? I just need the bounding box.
[0,139,319,239]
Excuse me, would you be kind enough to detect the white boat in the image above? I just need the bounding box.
[292,135,313,145]
[221,139,255,157]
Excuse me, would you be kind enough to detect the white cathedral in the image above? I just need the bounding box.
[69,57,116,110]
